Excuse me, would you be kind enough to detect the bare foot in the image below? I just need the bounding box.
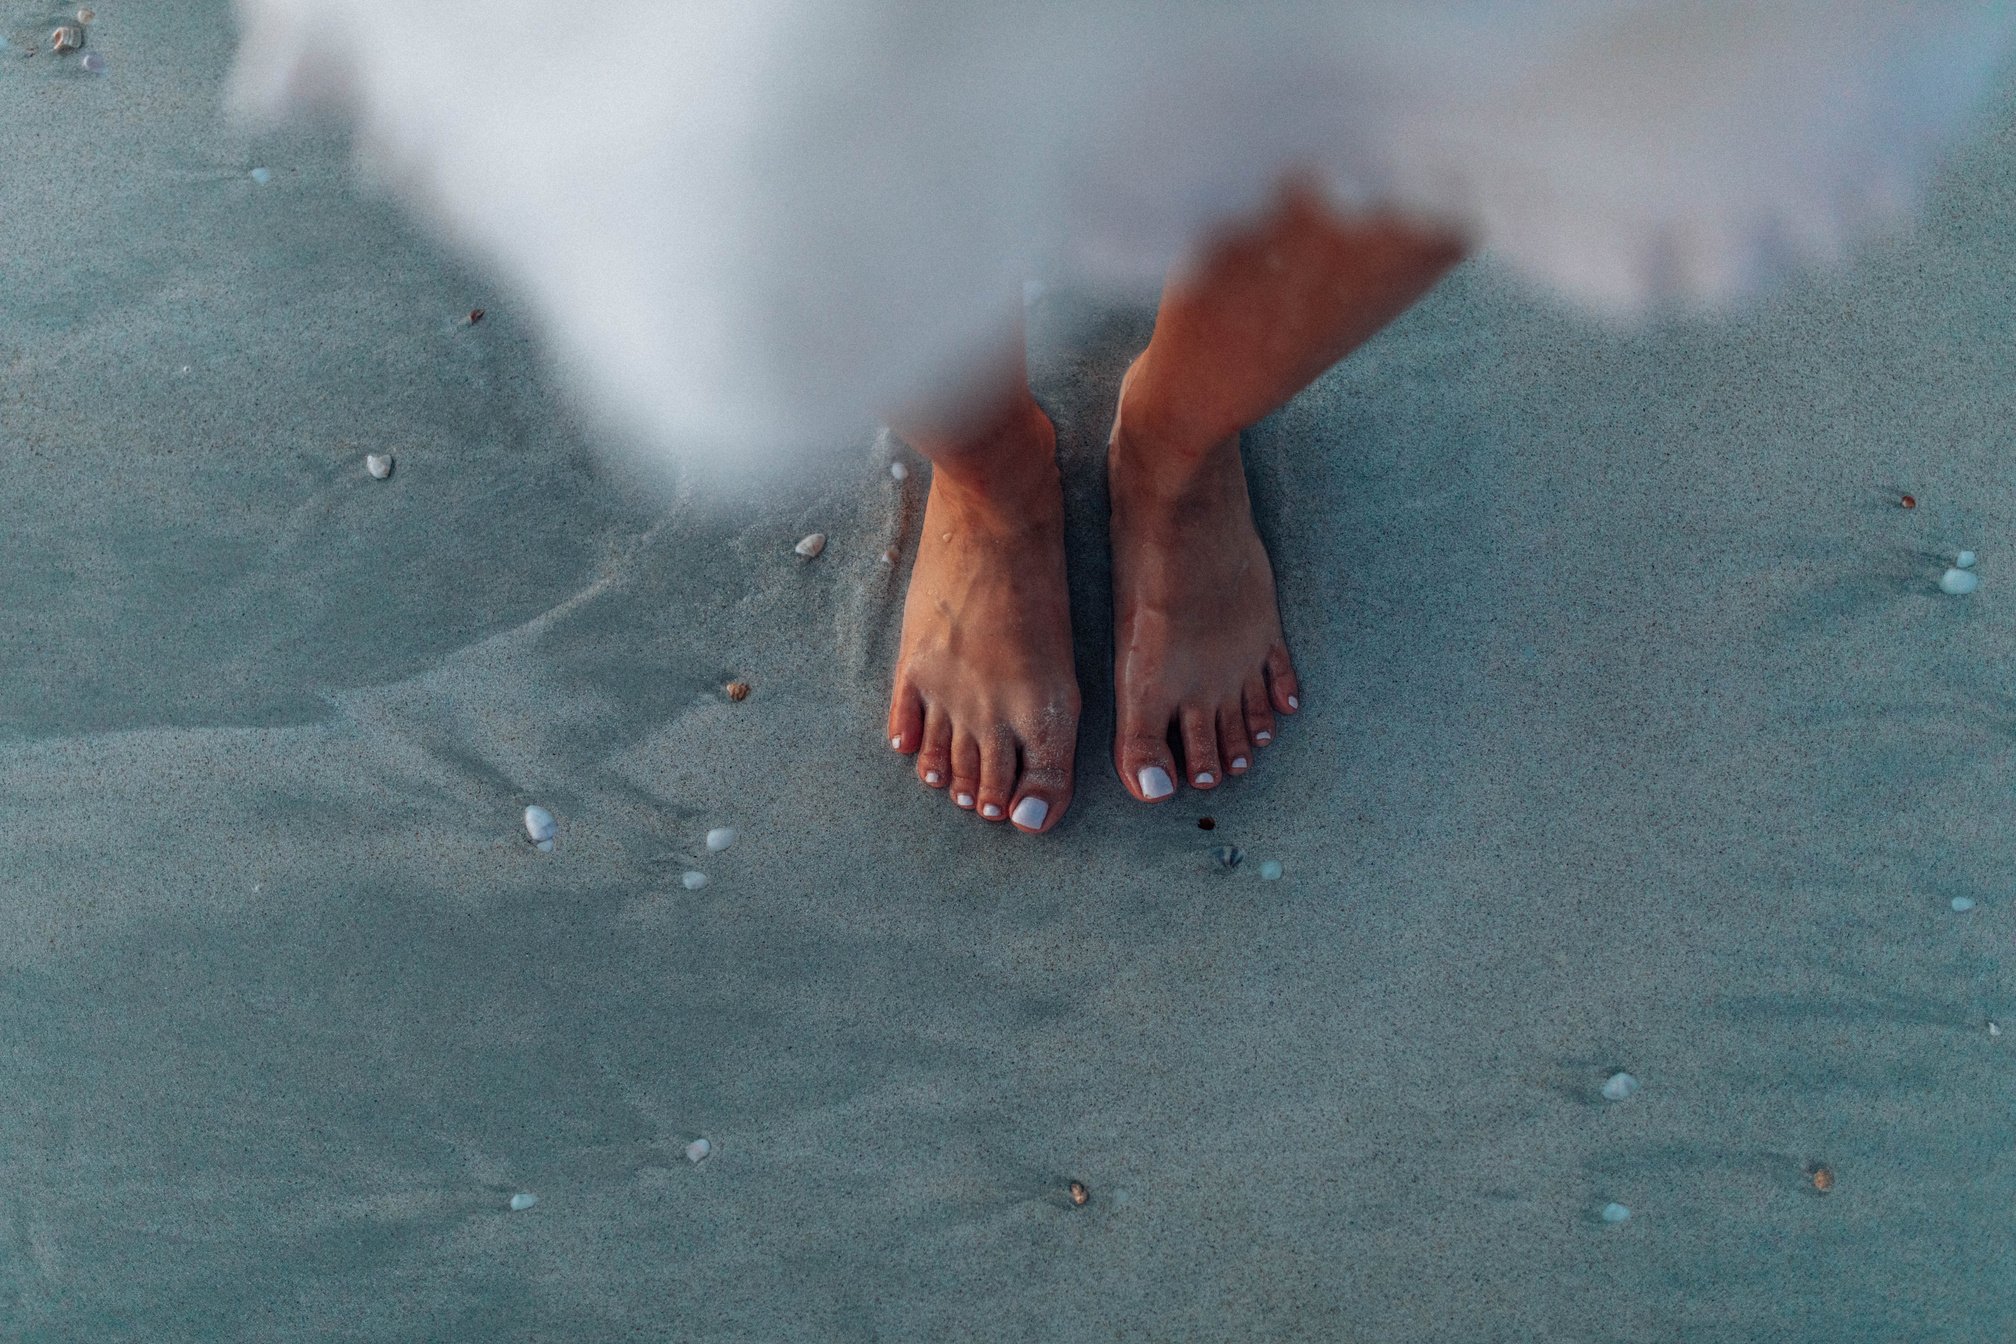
[887,400,1080,833]
[1107,362,1300,802]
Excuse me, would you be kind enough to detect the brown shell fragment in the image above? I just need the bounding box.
[1808,1165,1835,1194]
[50,24,82,52]
[1067,1181,1090,1207]
[724,680,751,701]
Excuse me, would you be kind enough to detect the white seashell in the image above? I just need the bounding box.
[1991,1022,2002,1036]
[1957,550,1978,569]
[77,48,101,72]
[508,1192,538,1211]
[889,461,909,481]
[794,532,826,558]
[705,827,736,852]
[681,870,708,890]
[1600,1071,1639,1101]
[1939,568,1979,595]
[365,453,394,480]
[248,167,272,185]
[685,1138,712,1163]
[523,805,556,844]
[76,7,94,22]
[1600,1202,1630,1224]
[1952,897,1977,912]
[50,23,81,51]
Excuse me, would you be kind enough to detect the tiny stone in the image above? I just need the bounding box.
[1600,1071,1639,1101]
[466,308,485,325]
[523,804,556,845]
[1990,1022,2001,1036]
[879,548,898,566]
[77,48,102,72]
[365,453,394,480]
[685,1138,711,1163]
[508,1192,538,1211]
[1900,494,1916,509]
[1939,567,1979,595]
[249,167,272,184]
[724,679,751,701]
[1957,550,1977,569]
[1600,1202,1631,1224]
[794,532,826,559]
[1209,844,1243,869]
[1258,859,1284,881]
[705,827,736,852]
[681,871,708,891]
[1197,816,1216,830]
[1952,896,1977,912]
[1809,1165,1835,1194]
[889,461,908,481]
[1067,1180,1090,1207]
[77,6,94,22]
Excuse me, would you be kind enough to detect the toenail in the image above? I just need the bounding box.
[981,803,1003,819]
[1287,695,1299,710]
[956,792,974,808]
[1255,731,1272,744]
[925,771,942,785]
[1232,756,1248,769]
[1011,797,1048,829]
[890,735,902,750]
[1194,772,1215,786]
[1137,765,1174,800]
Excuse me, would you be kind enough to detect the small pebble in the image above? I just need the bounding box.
[1197,816,1216,830]
[508,1192,538,1212]
[1957,550,1977,569]
[794,532,826,559]
[724,679,751,701]
[1600,1071,1640,1101]
[889,461,908,481]
[466,308,485,325]
[1939,567,1979,595]
[1900,494,1917,509]
[1809,1165,1835,1194]
[1990,1021,2001,1037]
[249,167,272,184]
[1258,859,1283,881]
[77,49,102,72]
[681,871,708,891]
[1952,896,1977,912]
[1067,1181,1090,1207]
[1209,843,1243,869]
[365,453,393,480]
[705,827,736,852]
[685,1138,711,1163]
[1600,1202,1631,1224]
[523,804,556,848]
[879,548,898,566]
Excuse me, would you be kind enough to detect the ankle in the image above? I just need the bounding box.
[1113,353,1240,470]
[923,397,1059,510]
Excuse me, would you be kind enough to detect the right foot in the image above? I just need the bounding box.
[887,400,1080,834]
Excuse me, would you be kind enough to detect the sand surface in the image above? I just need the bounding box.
[3,6,2014,1341]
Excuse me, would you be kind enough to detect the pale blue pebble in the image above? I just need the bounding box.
[1258,859,1283,881]
[1601,1202,1630,1224]
[79,49,103,72]
[508,1192,538,1211]
[682,870,709,891]
[705,827,736,852]
[1957,550,1977,569]
[523,804,556,845]
[1952,897,1977,912]
[1600,1071,1639,1101]
[248,167,272,184]
[1939,567,1979,595]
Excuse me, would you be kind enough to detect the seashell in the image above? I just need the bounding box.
[681,871,708,891]
[684,1138,711,1163]
[508,1192,538,1211]
[1258,859,1284,880]
[248,167,272,185]
[889,461,908,481]
[1209,844,1242,869]
[1900,494,1916,509]
[77,48,101,71]
[466,308,485,325]
[1952,896,1977,912]
[1600,1072,1639,1101]
[724,679,750,701]
[1991,1022,2002,1037]
[705,827,736,852]
[1600,1202,1631,1223]
[523,805,556,846]
[365,453,393,480]
[50,23,81,52]
[1939,567,1979,595]
[76,7,94,22]
[879,548,898,566]
[1808,1165,1835,1194]
[794,532,826,559]
[1067,1180,1090,1207]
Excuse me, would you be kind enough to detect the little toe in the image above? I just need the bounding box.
[951,730,981,809]
[977,730,1016,821]
[1265,644,1301,714]
[1243,675,1277,747]
[916,704,952,788]
[888,681,924,754]
[1218,701,1252,774]
[1179,707,1221,790]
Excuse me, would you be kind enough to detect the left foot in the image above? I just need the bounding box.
[1107,361,1300,802]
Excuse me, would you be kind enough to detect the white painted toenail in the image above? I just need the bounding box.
[1011,797,1048,829]
[1137,766,1174,800]
[982,803,1003,819]
[956,792,974,808]
[1288,696,1299,709]
[1232,757,1248,769]
[1255,731,1272,744]
[891,735,902,750]
[1194,772,1214,786]
[925,771,942,785]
